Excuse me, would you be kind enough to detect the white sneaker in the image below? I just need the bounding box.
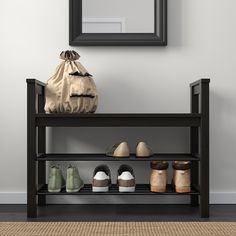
[92,165,111,192]
[117,165,135,192]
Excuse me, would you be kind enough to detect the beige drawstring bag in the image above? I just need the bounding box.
[44,51,98,113]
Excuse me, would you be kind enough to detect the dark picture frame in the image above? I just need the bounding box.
[69,0,167,46]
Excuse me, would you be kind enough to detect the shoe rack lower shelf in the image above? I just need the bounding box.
[38,184,200,195]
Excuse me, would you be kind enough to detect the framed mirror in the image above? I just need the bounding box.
[69,0,167,46]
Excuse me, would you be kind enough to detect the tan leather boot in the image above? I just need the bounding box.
[172,161,191,193]
[150,161,169,192]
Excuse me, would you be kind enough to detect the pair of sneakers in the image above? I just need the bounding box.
[48,165,84,193]
[106,141,153,158]
[92,164,135,193]
[150,161,191,193]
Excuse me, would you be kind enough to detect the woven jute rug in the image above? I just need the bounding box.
[0,222,236,236]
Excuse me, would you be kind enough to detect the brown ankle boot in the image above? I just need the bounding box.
[150,161,169,192]
[172,161,191,193]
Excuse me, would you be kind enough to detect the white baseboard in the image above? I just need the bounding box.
[210,192,236,204]
[0,192,236,204]
[0,192,27,204]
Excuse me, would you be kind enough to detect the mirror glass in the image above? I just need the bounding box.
[82,0,156,33]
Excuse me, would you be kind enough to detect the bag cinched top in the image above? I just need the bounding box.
[44,51,98,113]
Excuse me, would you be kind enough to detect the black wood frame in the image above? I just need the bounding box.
[69,0,167,46]
[26,78,210,218]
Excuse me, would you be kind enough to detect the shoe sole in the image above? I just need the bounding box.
[136,154,151,158]
[175,186,191,193]
[92,186,109,192]
[119,186,135,192]
[107,153,130,158]
[113,155,130,158]
[150,186,166,193]
[66,184,84,193]
[48,189,61,193]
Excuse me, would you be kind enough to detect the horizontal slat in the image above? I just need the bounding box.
[37,153,200,162]
[36,113,201,118]
[38,184,199,196]
[35,113,201,127]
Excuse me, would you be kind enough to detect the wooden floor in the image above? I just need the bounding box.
[0,204,236,222]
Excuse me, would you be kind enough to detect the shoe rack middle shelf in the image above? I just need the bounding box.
[37,153,200,162]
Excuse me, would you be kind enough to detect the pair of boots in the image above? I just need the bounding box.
[48,165,84,193]
[150,161,191,193]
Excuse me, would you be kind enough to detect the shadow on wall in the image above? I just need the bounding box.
[95,67,190,114]
[168,0,183,47]
[50,127,190,155]
[210,90,236,191]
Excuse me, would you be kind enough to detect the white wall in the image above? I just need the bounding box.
[0,0,236,204]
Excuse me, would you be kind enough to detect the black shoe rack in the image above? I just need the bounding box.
[27,78,210,218]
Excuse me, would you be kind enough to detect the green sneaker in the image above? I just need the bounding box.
[66,165,84,192]
[48,166,65,192]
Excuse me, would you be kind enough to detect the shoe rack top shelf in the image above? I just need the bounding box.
[26,78,210,127]
[37,153,200,162]
[35,113,201,127]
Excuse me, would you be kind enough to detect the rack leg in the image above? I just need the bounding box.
[27,162,37,218]
[200,83,210,218]
[38,163,46,206]
[190,127,199,206]
[191,168,199,206]
[27,82,37,218]
[200,142,209,218]
[190,85,200,207]
[38,126,46,206]
[27,123,37,217]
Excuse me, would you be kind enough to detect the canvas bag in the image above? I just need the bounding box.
[44,51,98,113]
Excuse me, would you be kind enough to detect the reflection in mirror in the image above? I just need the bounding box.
[82,0,155,33]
